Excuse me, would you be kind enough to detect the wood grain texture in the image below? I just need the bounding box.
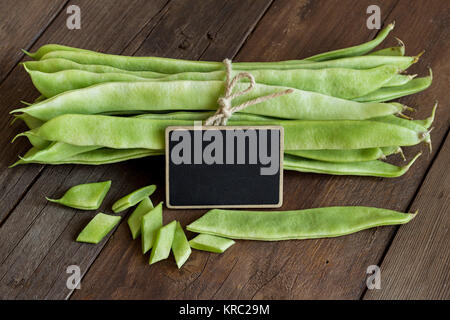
[68,0,431,300]
[0,0,68,84]
[0,0,169,224]
[72,0,449,300]
[0,0,448,300]
[0,0,171,299]
[235,0,398,62]
[364,132,450,300]
[0,0,69,224]
[0,0,273,300]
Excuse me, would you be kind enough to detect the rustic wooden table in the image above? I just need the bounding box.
[0,0,448,300]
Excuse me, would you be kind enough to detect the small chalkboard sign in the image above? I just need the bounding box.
[165,125,283,209]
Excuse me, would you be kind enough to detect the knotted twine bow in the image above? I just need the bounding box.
[204,59,293,126]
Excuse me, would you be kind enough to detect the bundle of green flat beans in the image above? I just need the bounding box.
[11,23,436,177]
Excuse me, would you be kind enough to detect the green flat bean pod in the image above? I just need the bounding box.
[18,115,169,150]
[14,113,44,129]
[40,49,416,72]
[13,114,49,149]
[285,148,386,163]
[372,114,428,133]
[304,23,394,61]
[23,115,426,151]
[149,220,176,264]
[128,197,154,239]
[354,70,432,102]
[26,64,400,100]
[287,146,401,163]
[383,74,416,87]
[141,202,163,254]
[137,111,275,121]
[12,129,46,147]
[62,148,163,164]
[26,69,150,98]
[284,153,421,177]
[12,81,404,121]
[187,207,416,241]
[17,141,98,163]
[189,234,235,253]
[11,147,162,167]
[24,44,96,60]
[19,112,209,156]
[172,222,191,268]
[76,212,121,244]
[368,37,405,57]
[46,180,111,210]
[381,146,403,157]
[112,184,157,213]
[371,106,435,147]
[21,135,49,150]
[368,46,405,57]
[23,58,166,78]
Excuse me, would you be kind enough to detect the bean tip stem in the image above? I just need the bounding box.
[426,140,433,154]
[8,160,22,168]
[396,147,406,161]
[427,67,433,80]
[397,112,413,120]
[410,210,419,219]
[420,127,434,140]
[21,49,33,58]
[413,50,425,63]
[402,105,416,113]
[11,133,26,144]
[394,37,405,48]
[10,116,18,126]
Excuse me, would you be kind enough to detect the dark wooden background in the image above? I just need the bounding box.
[0,0,448,300]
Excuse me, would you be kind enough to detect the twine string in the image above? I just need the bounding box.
[204,59,293,126]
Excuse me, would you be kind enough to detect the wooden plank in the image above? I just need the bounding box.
[0,0,169,224]
[0,0,273,300]
[69,0,448,300]
[0,0,68,84]
[364,132,450,300]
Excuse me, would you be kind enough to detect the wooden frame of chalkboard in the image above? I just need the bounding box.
[165,125,284,209]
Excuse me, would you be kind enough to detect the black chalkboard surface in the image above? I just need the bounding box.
[166,126,283,209]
